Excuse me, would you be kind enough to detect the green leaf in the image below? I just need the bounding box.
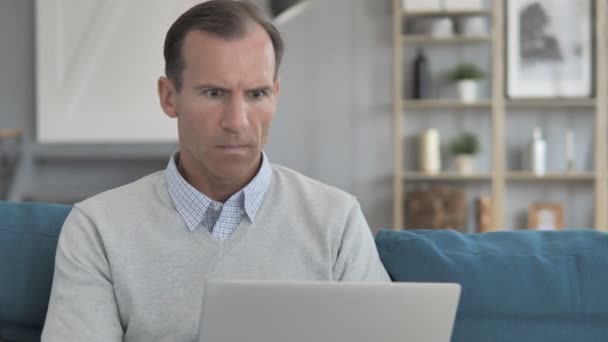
[450,132,481,155]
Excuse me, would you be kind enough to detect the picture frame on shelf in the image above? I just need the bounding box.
[475,196,493,233]
[506,0,592,98]
[528,202,564,230]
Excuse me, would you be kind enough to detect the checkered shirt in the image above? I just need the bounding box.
[165,151,271,241]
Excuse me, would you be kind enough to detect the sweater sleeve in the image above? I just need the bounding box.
[41,207,124,341]
[332,198,391,282]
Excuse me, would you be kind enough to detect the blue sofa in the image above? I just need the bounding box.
[2,201,608,341]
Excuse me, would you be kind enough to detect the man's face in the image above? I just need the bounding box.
[160,25,279,184]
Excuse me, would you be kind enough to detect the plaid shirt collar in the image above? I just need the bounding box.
[165,151,272,231]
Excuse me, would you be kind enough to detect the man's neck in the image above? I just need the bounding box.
[177,154,262,203]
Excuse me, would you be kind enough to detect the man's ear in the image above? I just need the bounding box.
[273,77,281,97]
[158,76,179,118]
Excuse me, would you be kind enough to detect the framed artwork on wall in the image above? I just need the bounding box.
[528,202,564,230]
[35,0,194,143]
[506,0,593,98]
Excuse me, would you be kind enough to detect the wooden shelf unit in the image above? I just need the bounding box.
[0,128,22,139]
[392,0,608,231]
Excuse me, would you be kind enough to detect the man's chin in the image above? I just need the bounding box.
[211,153,261,177]
[212,148,256,163]
[215,145,251,155]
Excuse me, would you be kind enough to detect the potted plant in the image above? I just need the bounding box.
[450,132,480,174]
[447,63,485,103]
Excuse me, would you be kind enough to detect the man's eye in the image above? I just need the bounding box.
[248,90,267,100]
[204,89,224,98]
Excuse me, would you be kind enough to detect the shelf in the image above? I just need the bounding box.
[403,99,595,109]
[402,9,493,17]
[506,172,596,181]
[31,143,178,161]
[0,128,22,139]
[403,172,492,181]
[506,98,596,109]
[403,99,492,110]
[393,0,608,231]
[401,35,492,44]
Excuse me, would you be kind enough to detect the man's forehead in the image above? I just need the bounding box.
[180,26,276,81]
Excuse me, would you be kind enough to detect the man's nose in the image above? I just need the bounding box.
[221,95,249,132]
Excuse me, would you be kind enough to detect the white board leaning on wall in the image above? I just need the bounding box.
[35,0,204,143]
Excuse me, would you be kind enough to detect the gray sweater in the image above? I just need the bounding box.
[41,164,390,342]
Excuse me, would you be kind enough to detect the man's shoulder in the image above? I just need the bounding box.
[270,163,355,206]
[75,171,167,213]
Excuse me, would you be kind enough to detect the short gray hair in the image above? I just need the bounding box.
[163,0,284,91]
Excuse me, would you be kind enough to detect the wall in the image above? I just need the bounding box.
[3,0,593,231]
[0,0,35,134]
[0,0,395,232]
[267,0,394,231]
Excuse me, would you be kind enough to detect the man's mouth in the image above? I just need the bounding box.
[216,145,250,151]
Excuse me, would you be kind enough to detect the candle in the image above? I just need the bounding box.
[420,129,441,174]
[566,130,574,171]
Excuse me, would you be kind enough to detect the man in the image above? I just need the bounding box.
[42,1,389,341]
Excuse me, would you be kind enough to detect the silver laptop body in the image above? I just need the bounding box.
[198,280,460,342]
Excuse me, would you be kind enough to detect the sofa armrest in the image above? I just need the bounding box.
[0,201,72,341]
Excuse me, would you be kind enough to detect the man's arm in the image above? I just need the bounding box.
[42,206,124,341]
[332,198,391,282]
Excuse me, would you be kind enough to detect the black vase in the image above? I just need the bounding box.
[412,49,432,99]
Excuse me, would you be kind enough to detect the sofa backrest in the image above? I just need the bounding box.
[0,202,71,342]
[5,200,608,342]
[376,229,608,342]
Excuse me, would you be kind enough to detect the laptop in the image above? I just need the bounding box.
[197,280,461,342]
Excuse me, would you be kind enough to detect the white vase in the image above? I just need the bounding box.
[420,129,441,174]
[455,155,475,175]
[443,0,483,11]
[457,80,478,103]
[402,0,441,11]
[459,16,487,36]
[430,18,454,38]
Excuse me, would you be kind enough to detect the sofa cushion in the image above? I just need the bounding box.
[375,229,608,342]
[0,201,72,342]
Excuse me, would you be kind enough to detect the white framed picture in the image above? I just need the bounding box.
[35,0,200,143]
[506,0,592,98]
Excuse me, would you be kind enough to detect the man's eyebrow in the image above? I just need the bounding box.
[192,84,228,90]
[192,84,274,92]
[246,85,273,91]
